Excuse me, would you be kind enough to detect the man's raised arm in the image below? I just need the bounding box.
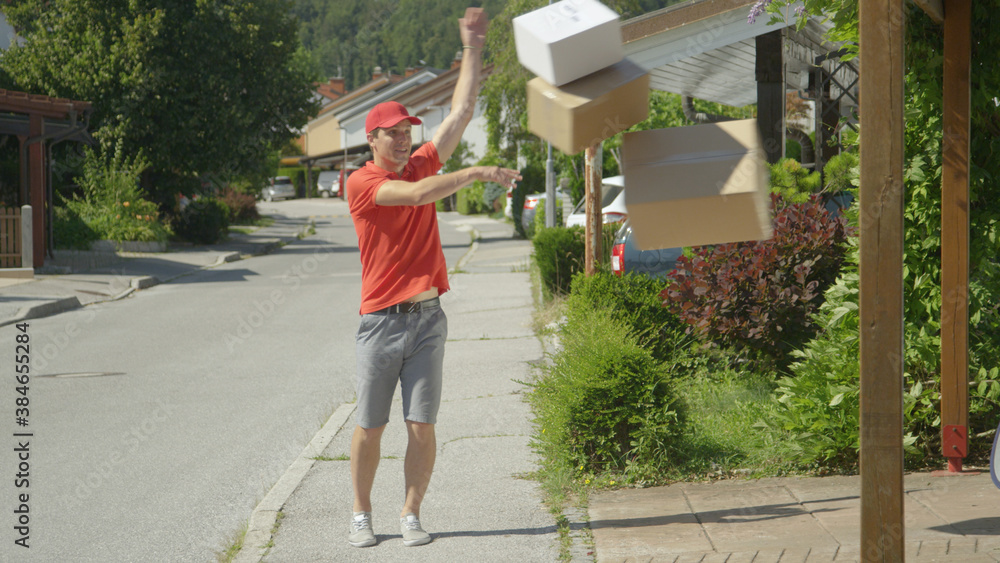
[432,7,487,163]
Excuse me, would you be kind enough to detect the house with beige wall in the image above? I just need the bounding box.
[298,51,492,173]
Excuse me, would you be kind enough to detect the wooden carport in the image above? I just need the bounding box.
[616,0,975,560]
[0,89,94,267]
[861,0,973,559]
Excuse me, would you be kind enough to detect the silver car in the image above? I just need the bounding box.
[263,176,296,202]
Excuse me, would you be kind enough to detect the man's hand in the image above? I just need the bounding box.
[459,7,487,49]
[479,166,522,191]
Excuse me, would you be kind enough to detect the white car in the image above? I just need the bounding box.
[521,191,567,230]
[565,175,627,228]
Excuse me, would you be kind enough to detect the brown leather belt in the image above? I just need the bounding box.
[371,297,440,315]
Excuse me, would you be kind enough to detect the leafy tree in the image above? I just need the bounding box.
[292,0,508,90]
[0,0,319,202]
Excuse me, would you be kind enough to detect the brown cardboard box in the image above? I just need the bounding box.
[527,58,649,155]
[622,119,772,250]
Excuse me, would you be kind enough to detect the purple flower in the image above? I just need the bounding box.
[795,5,807,17]
[747,0,773,24]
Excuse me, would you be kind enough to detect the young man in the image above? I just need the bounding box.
[344,8,521,549]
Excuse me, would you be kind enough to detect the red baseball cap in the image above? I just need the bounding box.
[365,101,422,133]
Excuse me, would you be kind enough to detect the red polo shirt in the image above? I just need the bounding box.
[347,142,450,314]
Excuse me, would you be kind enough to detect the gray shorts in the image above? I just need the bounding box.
[354,299,447,428]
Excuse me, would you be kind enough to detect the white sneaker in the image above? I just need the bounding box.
[400,513,431,547]
[348,512,376,547]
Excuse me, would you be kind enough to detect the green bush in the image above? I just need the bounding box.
[528,306,685,479]
[769,158,820,203]
[532,224,620,295]
[64,144,171,244]
[532,226,584,295]
[456,182,489,215]
[567,270,688,364]
[52,204,99,250]
[759,272,866,469]
[277,166,309,197]
[761,245,1000,470]
[524,197,561,239]
[822,151,859,193]
[174,197,230,244]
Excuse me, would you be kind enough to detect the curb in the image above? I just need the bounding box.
[0,296,82,328]
[234,402,357,563]
[216,251,243,265]
[131,276,159,291]
[452,226,481,273]
[0,229,304,328]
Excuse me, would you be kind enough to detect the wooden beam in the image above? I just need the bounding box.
[755,30,785,164]
[940,0,972,471]
[584,143,602,276]
[912,0,945,24]
[28,113,46,268]
[621,0,755,43]
[859,0,906,560]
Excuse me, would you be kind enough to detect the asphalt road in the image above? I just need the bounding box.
[0,198,473,562]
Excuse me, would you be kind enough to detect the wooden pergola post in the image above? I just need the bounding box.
[584,143,602,276]
[28,113,46,267]
[858,0,906,560]
[940,0,972,474]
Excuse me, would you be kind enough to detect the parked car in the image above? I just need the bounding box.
[317,168,357,199]
[316,171,338,198]
[565,175,628,228]
[610,218,683,279]
[521,192,566,231]
[263,176,296,202]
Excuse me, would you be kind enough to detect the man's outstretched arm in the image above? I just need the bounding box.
[432,7,487,163]
[375,166,521,207]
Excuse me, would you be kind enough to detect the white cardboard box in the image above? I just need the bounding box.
[513,0,623,87]
[527,58,649,155]
[622,119,773,250]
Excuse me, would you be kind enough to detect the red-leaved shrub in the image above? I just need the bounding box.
[220,187,261,224]
[661,194,853,368]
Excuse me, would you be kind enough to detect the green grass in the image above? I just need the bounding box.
[263,512,285,549]
[522,260,807,557]
[672,372,796,480]
[312,454,349,461]
[233,216,275,228]
[215,519,248,562]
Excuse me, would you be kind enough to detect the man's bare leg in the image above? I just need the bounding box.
[351,424,385,513]
[401,420,436,517]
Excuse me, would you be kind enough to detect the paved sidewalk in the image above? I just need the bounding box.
[236,215,560,563]
[0,212,309,327]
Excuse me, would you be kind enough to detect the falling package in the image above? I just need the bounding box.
[622,119,773,250]
[513,0,623,87]
[527,58,649,155]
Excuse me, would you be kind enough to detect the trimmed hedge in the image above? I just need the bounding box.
[529,303,685,478]
[174,197,230,244]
